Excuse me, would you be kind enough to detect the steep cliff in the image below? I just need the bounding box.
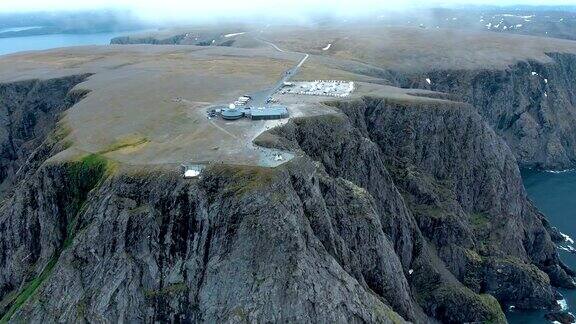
[0,75,571,323]
[257,96,573,318]
[0,75,90,197]
[111,34,187,45]
[1,158,414,323]
[334,97,573,290]
[110,32,238,47]
[394,52,576,170]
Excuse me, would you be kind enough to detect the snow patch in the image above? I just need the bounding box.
[531,71,538,76]
[224,32,245,38]
[558,245,576,253]
[558,298,568,311]
[561,232,575,244]
[322,43,332,51]
[184,170,201,178]
[499,14,535,19]
[545,78,548,84]
[426,78,431,85]
[408,269,414,275]
[546,168,575,174]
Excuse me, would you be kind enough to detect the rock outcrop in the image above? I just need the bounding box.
[393,52,576,170]
[0,76,572,323]
[110,33,237,47]
[0,75,90,197]
[1,159,412,323]
[258,95,573,319]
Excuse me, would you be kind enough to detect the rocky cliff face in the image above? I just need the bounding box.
[111,35,187,45]
[334,97,573,288]
[1,158,412,323]
[0,75,572,323]
[392,52,576,170]
[110,33,236,47]
[0,75,90,197]
[257,96,573,318]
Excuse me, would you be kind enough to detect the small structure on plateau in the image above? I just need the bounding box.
[248,106,289,120]
[181,164,205,178]
[221,104,245,120]
[281,80,354,97]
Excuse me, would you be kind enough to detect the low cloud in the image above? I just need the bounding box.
[0,0,574,23]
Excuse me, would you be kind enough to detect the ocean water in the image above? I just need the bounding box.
[0,30,132,56]
[507,169,576,323]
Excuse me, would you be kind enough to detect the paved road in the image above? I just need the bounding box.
[256,38,286,53]
[248,37,309,106]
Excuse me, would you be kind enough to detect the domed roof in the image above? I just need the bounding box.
[221,108,244,120]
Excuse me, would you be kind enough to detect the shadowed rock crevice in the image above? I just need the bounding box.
[0,154,113,321]
[0,74,91,198]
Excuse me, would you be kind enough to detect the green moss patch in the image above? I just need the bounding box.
[479,294,507,324]
[412,205,445,219]
[253,131,294,151]
[293,113,346,127]
[372,304,406,324]
[470,212,490,229]
[144,283,188,299]
[64,153,115,246]
[49,121,74,149]
[210,164,276,196]
[0,256,58,323]
[431,284,506,324]
[98,136,149,155]
[0,154,115,321]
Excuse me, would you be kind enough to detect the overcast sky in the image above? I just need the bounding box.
[0,0,575,21]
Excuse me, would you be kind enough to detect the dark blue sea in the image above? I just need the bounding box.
[508,169,576,323]
[0,29,132,56]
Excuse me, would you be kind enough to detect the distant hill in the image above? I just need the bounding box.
[0,10,149,38]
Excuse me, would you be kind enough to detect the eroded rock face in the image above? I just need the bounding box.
[260,96,572,320]
[0,75,90,196]
[394,53,576,170]
[0,76,571,323]
[2,163,409,323]
[335,97,573,290]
